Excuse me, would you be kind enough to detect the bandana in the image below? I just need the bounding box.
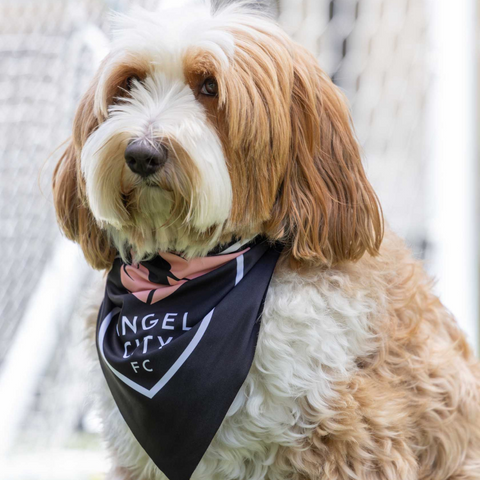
[96,237,281,480]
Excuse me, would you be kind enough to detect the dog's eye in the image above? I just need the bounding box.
[125,75,141,92]
[200,77,218,96]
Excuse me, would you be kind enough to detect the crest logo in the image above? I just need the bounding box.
[98,307,214,399]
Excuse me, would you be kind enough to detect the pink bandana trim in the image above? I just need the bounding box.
[120,249,249,304]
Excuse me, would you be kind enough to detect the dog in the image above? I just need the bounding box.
[52,2,480,479]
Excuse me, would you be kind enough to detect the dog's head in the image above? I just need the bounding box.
[53,1,383,269]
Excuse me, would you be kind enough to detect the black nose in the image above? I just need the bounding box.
[124,140,168,177]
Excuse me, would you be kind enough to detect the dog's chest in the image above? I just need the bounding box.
[98,268,375,480]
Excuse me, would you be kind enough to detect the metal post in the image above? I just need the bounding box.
[427,0,478,353]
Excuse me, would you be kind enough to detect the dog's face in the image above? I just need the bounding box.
[53,2,383,269]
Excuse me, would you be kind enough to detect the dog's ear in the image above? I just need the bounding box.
[267,44,383,266]
[52,76,116,270]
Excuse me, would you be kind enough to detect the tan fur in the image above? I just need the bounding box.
[52,71,116,269]
[277,231,480,479]
[267,44,383,266]
[184,25,383,266]
[97,55,150,117]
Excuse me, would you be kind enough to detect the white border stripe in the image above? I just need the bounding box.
[235,255,244,286]
[220,237,255,254]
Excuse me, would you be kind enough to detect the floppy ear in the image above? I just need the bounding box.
[52,76,116,270]
[267,44,383,266]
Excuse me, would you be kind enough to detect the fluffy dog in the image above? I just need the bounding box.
[52,2,480,479]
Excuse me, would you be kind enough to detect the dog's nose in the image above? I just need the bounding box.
[124,140,168,177]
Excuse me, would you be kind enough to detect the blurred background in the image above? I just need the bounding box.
[0,0,478,478]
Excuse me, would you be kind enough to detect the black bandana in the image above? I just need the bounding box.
[96,238,281,480]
